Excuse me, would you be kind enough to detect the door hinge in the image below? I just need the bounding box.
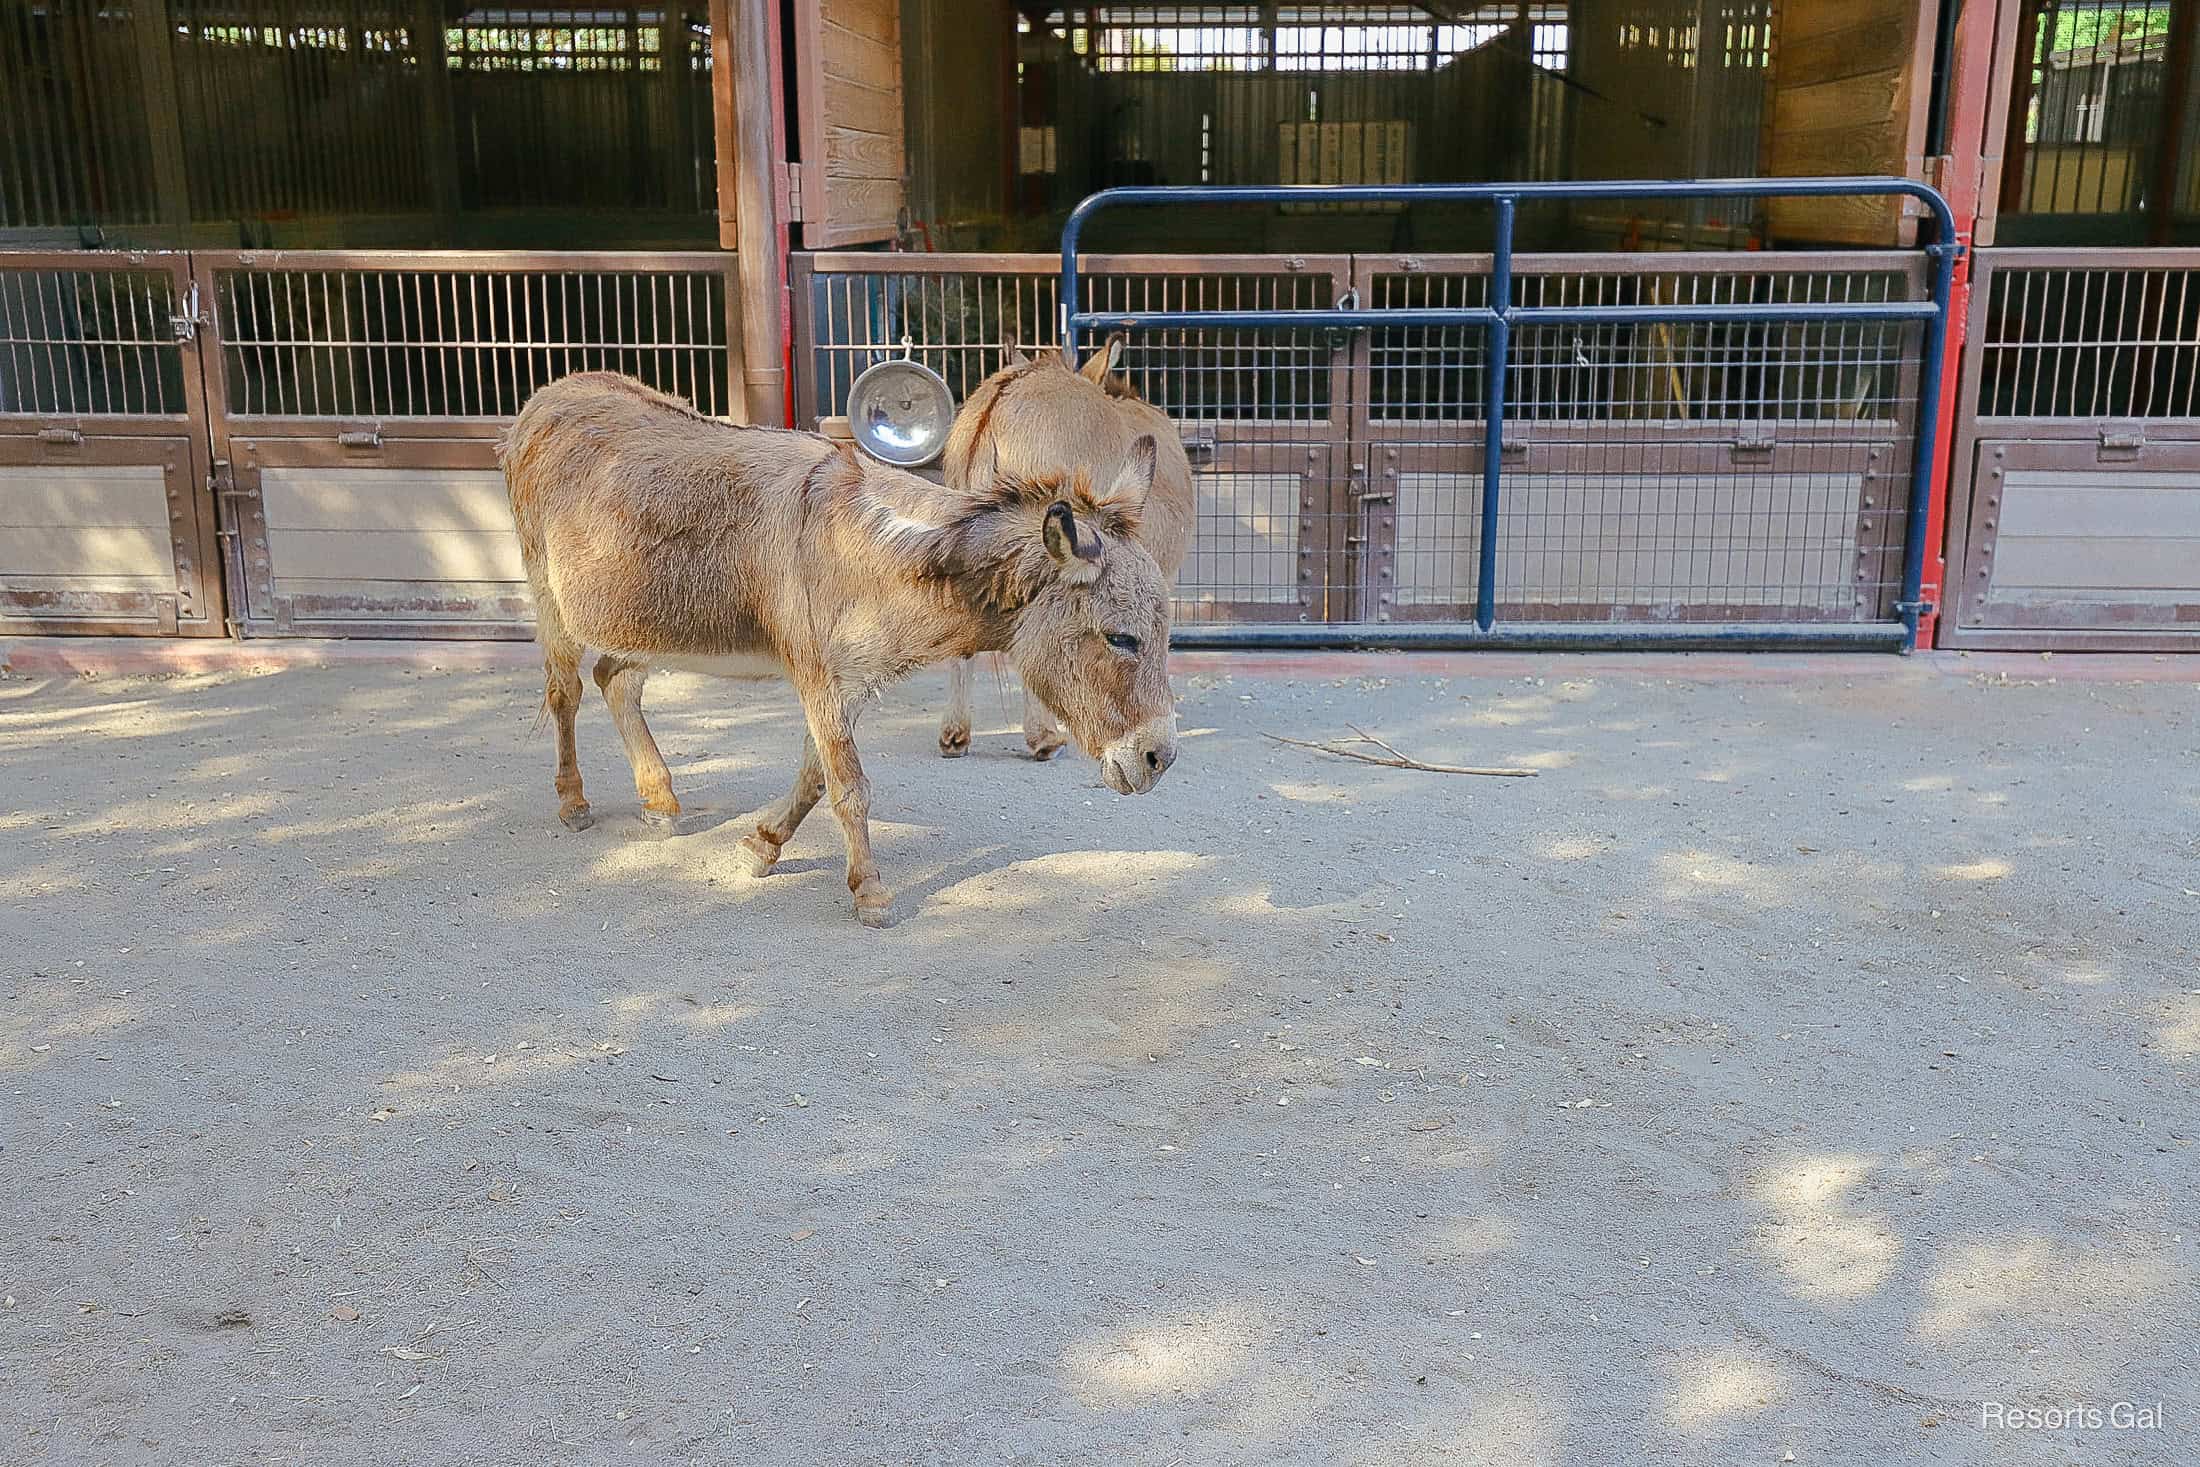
[1731,430,1776,459]
[777,162,806,223]
[1179,429,1218,464]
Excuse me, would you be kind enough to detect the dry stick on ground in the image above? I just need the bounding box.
[1261,725,1538,778]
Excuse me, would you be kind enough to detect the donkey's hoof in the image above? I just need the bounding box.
[639,806,681,838]
[854,892,894,929]
[938,725,971,758]
[734,834,781,878]
[559,804,596,832]
[1025,730,1067,762]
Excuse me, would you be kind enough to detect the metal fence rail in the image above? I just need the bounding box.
[1060,178,1958,651]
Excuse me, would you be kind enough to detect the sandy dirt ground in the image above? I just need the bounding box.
[1,647,2195,1466]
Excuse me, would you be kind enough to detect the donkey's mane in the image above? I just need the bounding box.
[839,459,1142,615]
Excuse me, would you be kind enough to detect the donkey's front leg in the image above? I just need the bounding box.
[796,687,893,927]
[938,657,974,758]
[1022,687,1067,761]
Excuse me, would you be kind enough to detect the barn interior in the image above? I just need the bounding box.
[8,2,2197,254]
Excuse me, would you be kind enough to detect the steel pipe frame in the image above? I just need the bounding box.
[1061,178,1961,651]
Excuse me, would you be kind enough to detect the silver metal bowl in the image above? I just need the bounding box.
[847,357,955,468]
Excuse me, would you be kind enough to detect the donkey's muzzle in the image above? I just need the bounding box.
[1101,720,1177,795]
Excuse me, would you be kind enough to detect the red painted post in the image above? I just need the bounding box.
[1917,232,1969,650]
[1916,0,2005,647]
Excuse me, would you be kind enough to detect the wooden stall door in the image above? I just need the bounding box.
[793,0,907,247]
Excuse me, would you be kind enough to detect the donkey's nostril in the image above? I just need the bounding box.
[1145,749,1160,771]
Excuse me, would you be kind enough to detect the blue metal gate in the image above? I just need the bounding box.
[1061,178,1958,652]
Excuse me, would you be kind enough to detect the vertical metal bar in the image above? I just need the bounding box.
[1475,195,1515,633]
[1900,233,1959,651]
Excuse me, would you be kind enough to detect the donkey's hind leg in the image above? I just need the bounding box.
[593,655,681,832]
[544,644,592,830]
[736,732,824,877]
[938,656,974,758]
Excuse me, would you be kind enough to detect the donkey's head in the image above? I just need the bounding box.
[946,435,1176,793]
[944,334,1155,497]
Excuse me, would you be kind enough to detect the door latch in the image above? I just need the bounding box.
[2097,422,2144,460]
[170,281,207,342]
[1324,290,1360,353]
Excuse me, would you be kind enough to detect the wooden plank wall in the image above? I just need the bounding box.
[1765,0,1935,245]
[796,0,906,247]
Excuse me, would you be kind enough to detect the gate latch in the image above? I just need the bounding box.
[337,427,384,450]
[169,281,207,342]
[1179,430,1218,464]
[1324,290,1360,353]
[1731,431,1776,460]
[2097,422,2145,460]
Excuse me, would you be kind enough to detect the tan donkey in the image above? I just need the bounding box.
[936,335,1196,759]
[501,371,1178,927]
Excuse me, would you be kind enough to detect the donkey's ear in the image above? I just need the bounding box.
[1078,332,1127,384]
[1101,434,1159,511]
[1042,500,1103,581]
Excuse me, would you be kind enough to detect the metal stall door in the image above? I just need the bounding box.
[1945,250,2200,648]
[198,251,736,638]
[792,251,1362,623]
[1347,252,1918,627]
[0,254,224,635]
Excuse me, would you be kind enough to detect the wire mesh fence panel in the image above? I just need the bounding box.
[209,258,733,421]
[1353,257,1923,623]
[0,262,192,418]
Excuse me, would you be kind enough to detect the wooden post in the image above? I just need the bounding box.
[2152,1,2198,244]
[131,0,192,231]
[710,0,740,248]
[413,0,462,226]
[711,0,787,425]
[1997,0,2043,219]
[657,9,695,212]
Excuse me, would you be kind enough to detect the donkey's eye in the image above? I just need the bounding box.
[1104,631,1141,654]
